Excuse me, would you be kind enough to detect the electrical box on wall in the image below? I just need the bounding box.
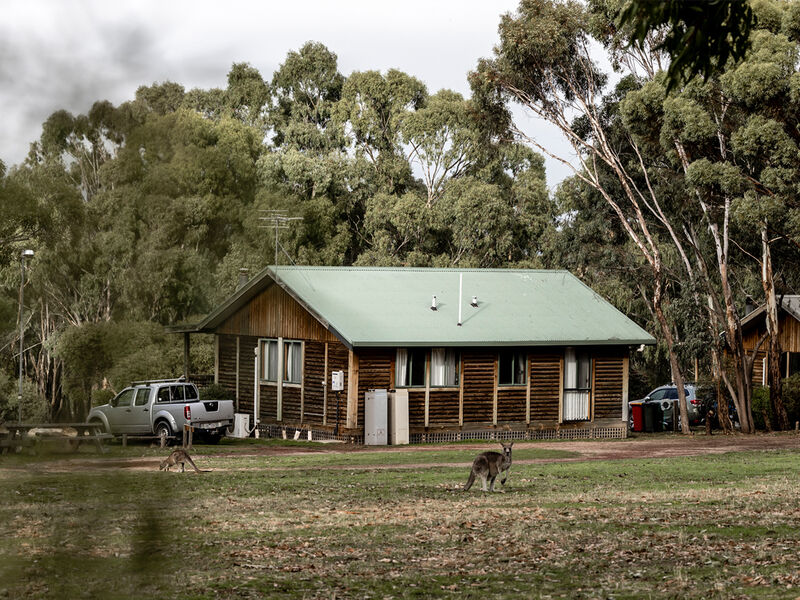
[331,370,344,391]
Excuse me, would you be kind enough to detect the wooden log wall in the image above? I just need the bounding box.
[428,389,460,425]
[752,349,767,386]
[408,389,427,427]
[259,385,278,422]
[742,312,800,355]
[462,351,495,423]
[593,356,625,419]
[303,341,326,425]
[281,386,302,422]
[217,335,237,398]
[356,349,394,429]
[236,336,258,417]
[529,353,561,421]
[497,386,526,422]
[326,342,350,427]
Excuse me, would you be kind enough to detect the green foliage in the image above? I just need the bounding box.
[0,373,45,422]
[751,385,772,429]
[92,388,115,407]
[269,41,345,152]
[781,374,800,426]
[55,321,212,413]
[198,383,235,401]
[618,0,756,92]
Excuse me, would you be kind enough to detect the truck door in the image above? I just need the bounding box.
[107,388,136,433]
[127,387,152,434]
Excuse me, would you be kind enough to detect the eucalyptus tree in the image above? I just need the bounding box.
[472,0,695,433]
[475,0,800,433]
[401,90,483,206]
[335,68,427,194]
[268,41,345,152]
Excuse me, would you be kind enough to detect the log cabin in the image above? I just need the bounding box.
[740,295,800,388]
[174,267,655,443]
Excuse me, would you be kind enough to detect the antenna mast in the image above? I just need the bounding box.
[259,210,303,268]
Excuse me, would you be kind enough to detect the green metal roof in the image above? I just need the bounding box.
[196,266,654,348]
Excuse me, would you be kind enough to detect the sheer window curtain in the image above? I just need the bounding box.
[431,348,445,386]
[285,342,302,383]
[431,348,457,386]
[396,349,409,386]
[263,340,278,381]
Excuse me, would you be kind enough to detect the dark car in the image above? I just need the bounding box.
[629,384,702,430]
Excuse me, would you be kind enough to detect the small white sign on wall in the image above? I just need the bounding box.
[331,370,345,391]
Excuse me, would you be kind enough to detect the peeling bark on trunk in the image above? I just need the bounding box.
[762,224,789,430]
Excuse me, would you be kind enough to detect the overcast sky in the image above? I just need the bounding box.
[1,0,576,188]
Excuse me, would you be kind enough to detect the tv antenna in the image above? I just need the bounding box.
[259,210,303,268]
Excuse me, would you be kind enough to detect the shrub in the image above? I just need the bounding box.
[782,374,800,427]
[198,383,235,401]
[92,389,115,407]
[752,386,772,430]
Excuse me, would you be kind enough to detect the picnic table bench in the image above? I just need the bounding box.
[0,423,112,454]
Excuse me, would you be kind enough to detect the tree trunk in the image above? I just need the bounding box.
[762,223,789,430]
[711,348,733,433]
[652,276,691,434]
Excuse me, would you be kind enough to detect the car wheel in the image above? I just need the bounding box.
[89,418,108,434]
[155,421,174,447]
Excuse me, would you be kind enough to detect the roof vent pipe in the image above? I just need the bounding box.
[237,268,250,290]
[431,295,438,311]
[471,295,478,308]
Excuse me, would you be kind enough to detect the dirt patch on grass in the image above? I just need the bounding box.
[15,431,800,473]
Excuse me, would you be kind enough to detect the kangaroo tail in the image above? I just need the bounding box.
[463,470,475,491]
[185,455,201,473]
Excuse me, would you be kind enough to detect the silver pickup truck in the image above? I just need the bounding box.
[87,379,234,443]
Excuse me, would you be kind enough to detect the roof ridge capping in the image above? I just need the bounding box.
[271,265,571,273]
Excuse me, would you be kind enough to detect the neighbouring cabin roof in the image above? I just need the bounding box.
[740,295,800,330]
[180,266,656,349]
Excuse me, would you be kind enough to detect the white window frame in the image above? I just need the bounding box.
[283,340,303,386]
[396,348,427,388]
[562,347,591,422]
[259,338,279,382]
[498,349,527,386]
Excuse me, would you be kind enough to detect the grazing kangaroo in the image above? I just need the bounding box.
[463,442,513,492]
[159,448,201,473]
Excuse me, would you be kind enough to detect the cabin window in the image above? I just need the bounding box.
[563,347,591,421]
[789,353,800,378]
[396,348,426,387]
[498,350,527,385]
[430,348,459,387]
[260,339,279,381]
[284,340,303,384]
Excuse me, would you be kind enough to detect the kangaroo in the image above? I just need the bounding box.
[463,442,513,492]
[159,448,201,473]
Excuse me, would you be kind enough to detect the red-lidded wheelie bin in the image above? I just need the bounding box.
[629,401,644,432]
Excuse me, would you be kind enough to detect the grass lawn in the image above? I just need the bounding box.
[1,439,799,599]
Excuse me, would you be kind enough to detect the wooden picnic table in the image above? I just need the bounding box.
[0,422,112,454]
